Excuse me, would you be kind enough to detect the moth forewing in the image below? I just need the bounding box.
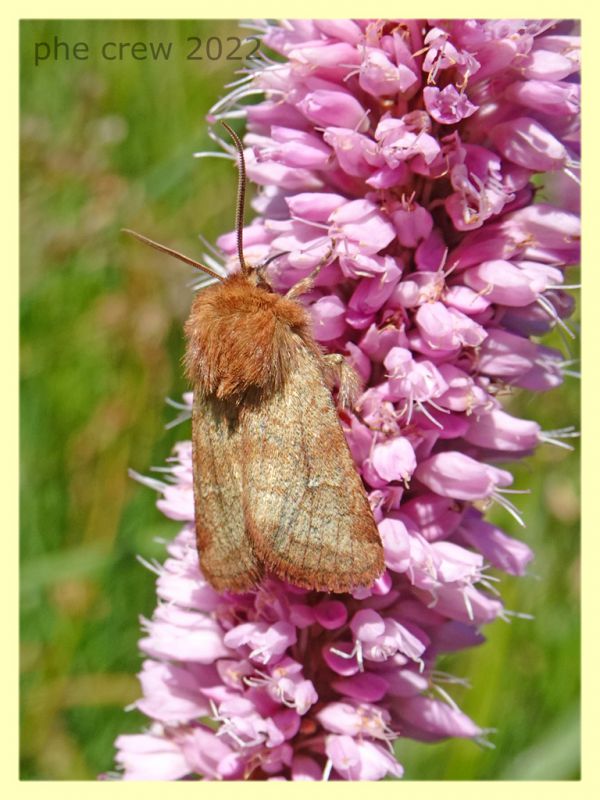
[191,392,263,592]
[241,336,384,593]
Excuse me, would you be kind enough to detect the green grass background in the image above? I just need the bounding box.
[20,19,580,781]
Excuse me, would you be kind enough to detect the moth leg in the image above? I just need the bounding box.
[323,353,362,408]
[285,247,333,300]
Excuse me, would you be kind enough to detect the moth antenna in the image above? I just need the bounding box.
[220,121,250,276]
[122,228,225,283]
[261,251,291,268]
[253,252,291,288]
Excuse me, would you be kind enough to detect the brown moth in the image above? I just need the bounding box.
[124,122,383,594]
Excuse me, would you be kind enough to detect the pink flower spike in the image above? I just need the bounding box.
[378,517,411,573]
[521,43,579,81]
[394,695,482,741]
[314,599,349,630]
[370,437,417,484]
[415,451,512,501]
[360,47,419,98]
[424,85,477,125]
[325,734,403,780]
[456,510,534,576]
[135,660,213,724]
[139,605,231,663]
[332,671,390,702]
[115,729,191,781]
[291,754,322,781]
[504,79,580,116]
[323,640,362,677]
[330,199,396,255]
[325,734,361,779]
[267,126,332,169]
[288,41,361,70]
[310,294,347,342]
[463,407,541,452]
[462,259,540,307]
[350,609,386,642]
[490,117,569,172]
[179,726,242,779]
[317,701,394,741]
[286,191,347,222]
[391,201,434,248]
[114,17,579,782]
[156,484,194,522]
[352,740,404,780]
[224,621,297,665]
[299,89,369,131]
[323,127,380,178]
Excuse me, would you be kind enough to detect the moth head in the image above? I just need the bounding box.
[245,251,291,293]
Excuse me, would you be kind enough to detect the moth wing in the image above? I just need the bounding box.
[192,393,263,591]
[241,341,383,593]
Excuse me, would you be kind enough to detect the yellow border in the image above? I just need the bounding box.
[9,2,598,796]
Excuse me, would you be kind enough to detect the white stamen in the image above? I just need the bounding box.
[224,72,256,90]
[405,389,414,425]
[536,295,576,339]
[165,396,190,410]
[190,275,221,291]
[128,468,166,493]
[353,108,371,133]
[208,109,250,121]
[504,609,535,621]
[462,587,474,621]
[479,577,501,597]
[278,693,298,709]
[491,491,526,527]
[426,585,439,609]
[539,434,575,451]
[432,682,460,711]
[289,214,331,231]
[330,641,364,672]
[427,398,451,415]
[322,758,333,781]
[474,733,497,750]
[343,68,361,83]
[193,150,236,160]
[543,425,579,438]
[415,399,444,429]
[431,670,471,689]
[135,554,162,576]
[210,85,276,116]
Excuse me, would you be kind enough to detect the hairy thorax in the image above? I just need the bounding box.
[184,272,318,401]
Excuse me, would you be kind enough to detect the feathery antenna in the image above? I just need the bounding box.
[220,121,249,276]
[121,228,225,283]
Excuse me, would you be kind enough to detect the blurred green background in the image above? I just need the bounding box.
[20,19,580,781]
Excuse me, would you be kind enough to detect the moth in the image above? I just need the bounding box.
[124,122,383,594]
